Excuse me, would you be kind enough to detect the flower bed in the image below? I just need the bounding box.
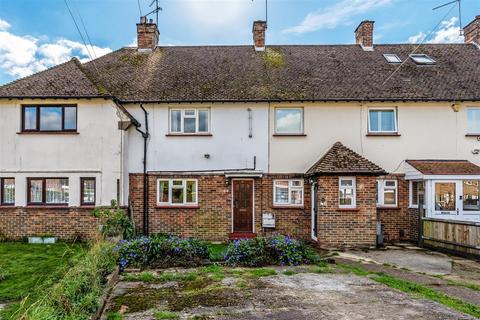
[115,234,210,270]
[224,236,318,267]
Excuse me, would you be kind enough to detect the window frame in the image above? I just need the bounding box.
[27,177,69,206]
[157,179,198,206]
[383,54,402,64]
[368,107,398,134]
[21,105,77,133]
[168,108,210,134]
[467,107,480,135]
[0,178,15,206]
[376,179,398,207]
[409,180,425,208]
[273,179,304,206]
[80,177,96,206]
[274,107,304,135]
[339,177,356,209]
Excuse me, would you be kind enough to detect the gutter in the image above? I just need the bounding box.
[134,104,150,236]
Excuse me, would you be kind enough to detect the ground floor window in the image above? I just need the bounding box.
[1,178,15,205]
[462,180,480,211]
[27,178,69,205]
[339,177,356,208]
[157,179,198,205]
[273,179,304,206]
[81,178,96,205]
[434,182,456,211]
[409,181,425,207]
[376,180,397,207]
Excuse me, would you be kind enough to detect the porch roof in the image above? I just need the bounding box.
[406,160,480,176]
[306,142,386,176]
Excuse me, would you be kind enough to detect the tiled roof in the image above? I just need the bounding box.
[306,142,386,175]
[406,160,480,175]
[0,59,101,98]
[1,44,480,101]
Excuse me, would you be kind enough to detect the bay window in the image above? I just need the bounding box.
[1,178,15,205]
[28,178,69,205]
[377,180,397,207]
[169,109,209,134]
[273,180,304,206]
[339,177,356,208]
[157,179,198,206]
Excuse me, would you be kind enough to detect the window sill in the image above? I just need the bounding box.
[156,205,200,209]
[377,206,400,210]
[79,205,96,209]
[337,208,359,212]
[17,131,79,135]
[272,205,304,209]
[272,133,307,137]
[165,133,212,137]
[366,132,401,137]
[0,204,15,207]
[465,134,480,137]
[26,205,70,209]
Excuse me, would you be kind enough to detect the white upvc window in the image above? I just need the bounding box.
[339,177,356,208]
[157,179,198,206]
[368,108,397,133]
[377,180,398,207]
[467,108,480,134]
[409,180,425,208]
[169,108,210,134]
[273,179,304,206]
[274,108,304,134]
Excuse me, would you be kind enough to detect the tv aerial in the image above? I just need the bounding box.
[433,0,463,35]
[143,0,162,25]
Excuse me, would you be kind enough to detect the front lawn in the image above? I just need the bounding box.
[0,242,84,317]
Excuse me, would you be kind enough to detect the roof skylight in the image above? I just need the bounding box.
[383,54,402,64]
[410,54,436,65]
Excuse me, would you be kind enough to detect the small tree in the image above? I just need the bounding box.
[92,200,135,239]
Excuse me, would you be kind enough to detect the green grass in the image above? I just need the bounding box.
[0,242,84,317]
[283,270,296,276]
[106,311,124,320]
[337,263,370,276]
[199,264,225,280]
[154,310,179,319]
[123,271,157,282]
[246,268,277,278]
[207,243,228,262]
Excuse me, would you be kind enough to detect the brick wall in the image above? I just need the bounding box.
[129,173,312,241]
[0,207,100,241]
[316,175,377,248]
[377,175,410,242]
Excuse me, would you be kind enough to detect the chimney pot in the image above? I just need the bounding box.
[137,17,159,50]
[252,20,267,51]
[464,15,480,45]
[355,20,375,50]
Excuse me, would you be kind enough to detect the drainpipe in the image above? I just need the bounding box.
[135,104,150,235]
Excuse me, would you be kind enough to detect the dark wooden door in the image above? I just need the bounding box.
[233,180,254,232]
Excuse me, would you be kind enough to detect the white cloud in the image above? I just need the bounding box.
[408,17,463,44]
[0,18,10,30]
[0,18,112,79]
[283,0,392,34]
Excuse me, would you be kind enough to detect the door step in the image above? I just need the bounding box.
[229,232,257,240]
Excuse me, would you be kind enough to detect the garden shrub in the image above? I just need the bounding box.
[115,234,209,270]
[92,200,135,240]
[224,236,317,267]
[18,238,117,320]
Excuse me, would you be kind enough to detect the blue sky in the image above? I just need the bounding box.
[0,0,479,85]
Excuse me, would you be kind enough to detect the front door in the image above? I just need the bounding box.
[311,182,318,240]
[233,180,254,232]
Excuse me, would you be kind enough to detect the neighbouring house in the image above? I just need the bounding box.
[1,15,480,248]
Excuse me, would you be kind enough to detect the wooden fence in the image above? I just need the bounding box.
[422,218,480,257]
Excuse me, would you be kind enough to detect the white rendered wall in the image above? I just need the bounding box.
[0,99,125,206]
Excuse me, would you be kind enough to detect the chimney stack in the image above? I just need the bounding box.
[464,15,480,46]
[137,16,159,50]
[253,21,267,51]
[355,20,374,50]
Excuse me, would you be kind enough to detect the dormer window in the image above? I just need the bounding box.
[383,54,401,64]
[410,54,436,65]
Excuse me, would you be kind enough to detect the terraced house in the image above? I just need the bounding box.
[1,16,480,249]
